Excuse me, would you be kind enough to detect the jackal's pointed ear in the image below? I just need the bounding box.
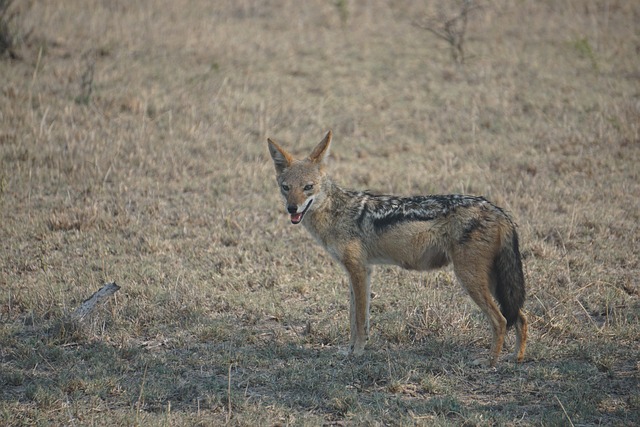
[267,137,293,174]
[309,131,332,164]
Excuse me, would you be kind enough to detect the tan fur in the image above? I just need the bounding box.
[268,131,527,367]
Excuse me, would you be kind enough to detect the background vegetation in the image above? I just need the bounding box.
[1,0,638,425]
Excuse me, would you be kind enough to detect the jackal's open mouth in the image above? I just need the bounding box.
[290,199,313,224]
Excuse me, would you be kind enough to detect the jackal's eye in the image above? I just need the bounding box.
[303,184,314,191]
[281,184,290,192]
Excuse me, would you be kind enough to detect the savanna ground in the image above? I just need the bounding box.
[1,0,639,425]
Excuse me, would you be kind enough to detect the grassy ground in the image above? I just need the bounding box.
[1,0,638,425]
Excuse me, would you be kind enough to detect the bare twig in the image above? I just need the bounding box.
[71,282,120,321]
[0,0,33,59]
[136,365,148,424]
[554,395,575,427]
[226,363,233,423]
[414,0,481,64]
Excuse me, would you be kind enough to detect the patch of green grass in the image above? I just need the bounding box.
[572,37,599,71]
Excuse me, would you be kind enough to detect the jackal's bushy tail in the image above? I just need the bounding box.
[493,230,526,328]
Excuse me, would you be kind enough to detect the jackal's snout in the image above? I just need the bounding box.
[287,198,313,224]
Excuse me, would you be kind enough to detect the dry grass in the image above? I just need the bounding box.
[1,0,639,425]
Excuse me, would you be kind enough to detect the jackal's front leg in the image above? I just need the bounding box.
[343,254,371,356]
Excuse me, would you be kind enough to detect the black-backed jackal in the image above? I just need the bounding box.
[267,131,527,367]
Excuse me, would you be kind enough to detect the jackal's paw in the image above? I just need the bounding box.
[337,346,351,356]
[471,357,497,368]
[348,343,365,357]
[507,353,525,363]
[471,357,486,366]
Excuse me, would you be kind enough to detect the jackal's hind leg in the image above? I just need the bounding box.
[513,309,527,362]
[474,295,506,367]
[453,262,507,367]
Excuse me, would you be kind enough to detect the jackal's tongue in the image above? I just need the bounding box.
[290,212,303,224]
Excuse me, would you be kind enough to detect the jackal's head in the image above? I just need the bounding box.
[267,131,332,225]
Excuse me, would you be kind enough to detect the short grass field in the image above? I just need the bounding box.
[1,0,639,425]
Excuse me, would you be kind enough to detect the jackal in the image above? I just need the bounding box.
[267,131,527,366]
